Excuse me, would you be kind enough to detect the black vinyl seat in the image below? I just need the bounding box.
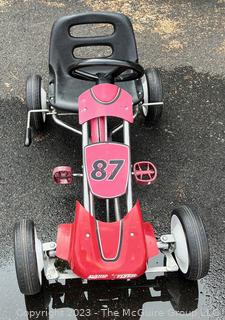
[48,12,141,112]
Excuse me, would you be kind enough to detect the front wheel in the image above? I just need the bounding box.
[171,206,210,280]
[14,219,44,295]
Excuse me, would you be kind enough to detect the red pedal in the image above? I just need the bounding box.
[133,161,157,185]
[52,166,73,185]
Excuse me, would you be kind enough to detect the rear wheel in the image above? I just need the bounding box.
[171,206,210,280]
[142,68,163,126]
[14,219,44,295]
[26,74,47,131]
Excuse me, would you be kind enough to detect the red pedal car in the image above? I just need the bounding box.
[14,12,210,295]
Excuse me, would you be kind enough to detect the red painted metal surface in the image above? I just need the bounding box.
[78,83,133,124]
[90,117,106,143]
[97,219,121,260]
[56,201,159,280]
[143,222,159,259]
[92,83,119,103]
[84,143,129,198]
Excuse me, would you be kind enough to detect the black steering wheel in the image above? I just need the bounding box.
[68,58,144,83]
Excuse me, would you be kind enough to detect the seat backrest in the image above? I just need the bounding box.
[48,12,139,111]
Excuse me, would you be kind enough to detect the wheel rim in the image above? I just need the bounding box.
[171,215,189,274]
[142,105,148,117]
[41,86,47,123]
[141,74,148,117]
[34,229,44,285]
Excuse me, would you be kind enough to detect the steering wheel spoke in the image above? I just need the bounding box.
[70,69,99,81]
[105,65,128,80]
[68,58,144,83]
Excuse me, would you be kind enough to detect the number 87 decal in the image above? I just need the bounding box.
[91,159,125,181]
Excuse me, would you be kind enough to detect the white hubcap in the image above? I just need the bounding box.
[41,86,47,123]
[171,215,189,274]
[141,74,149,117]
[35,229,44,285]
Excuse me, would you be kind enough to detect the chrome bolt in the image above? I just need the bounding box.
[162,236,168,241]
[48,250,56,258]
[130,232,134,237]
[86,233,90,238]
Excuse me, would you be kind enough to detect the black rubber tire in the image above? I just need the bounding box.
[14,219,42,295]
[143,68,163,126]
[26,74,45,131]
[171,206,210,280]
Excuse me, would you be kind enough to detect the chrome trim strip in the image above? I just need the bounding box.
[123,121,133,211]
[82,123,90,212]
